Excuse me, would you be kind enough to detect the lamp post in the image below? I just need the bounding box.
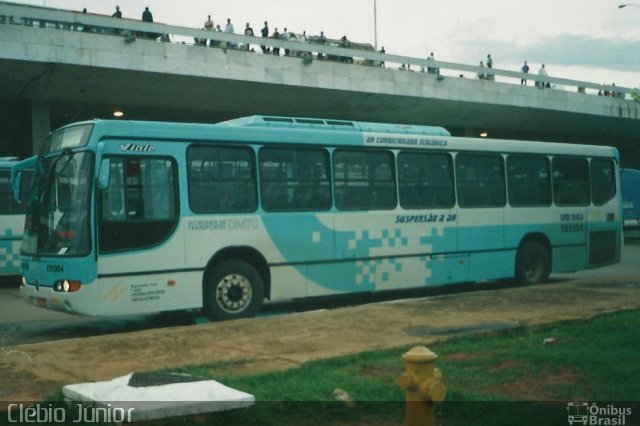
[373,0,378,50]
[618,3,640,8]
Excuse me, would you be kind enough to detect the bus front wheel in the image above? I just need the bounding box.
[515,241,550,285]
[203,259,264,321]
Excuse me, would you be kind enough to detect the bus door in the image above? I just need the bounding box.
[331,149,401,294]
[551,157,589,270]
[455,154,507,281]
[586,158,621,267]
[394,150,460,287]
[96,146,185,315]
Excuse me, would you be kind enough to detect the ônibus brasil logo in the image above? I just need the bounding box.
[567,402,632,425]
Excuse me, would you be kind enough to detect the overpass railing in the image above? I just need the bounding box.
[0,1,637,100]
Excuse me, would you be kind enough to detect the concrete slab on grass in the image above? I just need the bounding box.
[62,372,255,422]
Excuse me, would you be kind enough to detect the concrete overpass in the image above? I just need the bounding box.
[1,2,639,166]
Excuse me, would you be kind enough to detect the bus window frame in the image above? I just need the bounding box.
[333,148,397,211]
[551,156,591,207]
[590,157,617,207]
[455,152,507,208]
[186,144,258,214]
[506,154,552,208]
[397,150,455,210]
[258,145,332,213]
[97,154,180,254]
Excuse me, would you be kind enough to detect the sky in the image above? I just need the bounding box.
[11,0,640,88]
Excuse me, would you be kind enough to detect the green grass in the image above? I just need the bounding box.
[179,309,640,403]
[28,309,640,426]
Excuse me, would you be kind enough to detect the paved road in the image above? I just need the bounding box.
[1,240,638,348]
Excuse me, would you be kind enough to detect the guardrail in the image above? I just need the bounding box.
[0,1,636,99]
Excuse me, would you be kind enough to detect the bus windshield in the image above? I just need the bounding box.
[22,150,94,256]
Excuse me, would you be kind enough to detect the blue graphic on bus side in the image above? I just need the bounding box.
[0,229,22,275]
[262,215,460,292]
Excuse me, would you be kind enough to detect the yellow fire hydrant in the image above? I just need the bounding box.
[398,346,446,426]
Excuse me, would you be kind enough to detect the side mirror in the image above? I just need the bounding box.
[97,158,111,189]
[12,171,23,203]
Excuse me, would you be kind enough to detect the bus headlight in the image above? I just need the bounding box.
[21,276,26,286]
[53,279,81,293]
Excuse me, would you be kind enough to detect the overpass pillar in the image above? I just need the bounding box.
[31,101,50,154]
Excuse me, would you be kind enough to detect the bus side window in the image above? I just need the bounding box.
[0,170,33,214]
[507,155,551,207]
[552,158,590,206]
[590,159,616,206]
[334,149,396,211]
[102,160,125,220]
[398,151,454,209]
[187,145,257,213]
[456,154,506,208]
[0,171,13,214]
[99,157,178,253]
[259,147,331,212]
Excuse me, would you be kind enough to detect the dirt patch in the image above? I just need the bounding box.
[214,358,303,377]
[490,360,522,371]
[358,365,398,379]
[484,367,580,400]
[446,352,478,361]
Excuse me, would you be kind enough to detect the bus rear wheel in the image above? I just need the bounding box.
[515,241,550,285]
[203,259,264,321]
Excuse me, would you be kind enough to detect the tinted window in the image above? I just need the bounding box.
[0,170,32,215]
[187,146,257,213]
[552,158,590,206]
[0,171,12,214]
[99,157,178,252]
[456,154,506,207]
[590,159,616,206]
[334,150,396,210]
[507,155,552,207]
[259,147,331,212]
[398,152,454,209]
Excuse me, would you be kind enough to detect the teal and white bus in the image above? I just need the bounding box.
[11,116,622,320]
[0,157,30,278]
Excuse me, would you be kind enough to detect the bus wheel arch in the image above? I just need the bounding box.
[202,247,270,321]
[515,234,551,285]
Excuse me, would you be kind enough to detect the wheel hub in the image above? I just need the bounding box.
[216,273,252,313]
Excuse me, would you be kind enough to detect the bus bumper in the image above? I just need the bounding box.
[20,281,99,316]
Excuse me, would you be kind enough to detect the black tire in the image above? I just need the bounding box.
[515,241,551,285]
[203,259,264,321]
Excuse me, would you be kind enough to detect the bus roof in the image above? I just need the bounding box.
[58,116,618,160]
[216,115,452,137]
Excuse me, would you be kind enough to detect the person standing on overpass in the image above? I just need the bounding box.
[225,18,236,48]
[142,7,153,22]
[261,21,269,53]
[521,61,529,85]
